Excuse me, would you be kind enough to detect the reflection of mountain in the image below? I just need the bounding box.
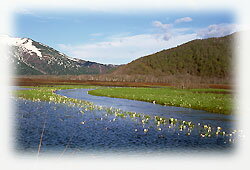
[113,33,235,78]
[3,36,117,75]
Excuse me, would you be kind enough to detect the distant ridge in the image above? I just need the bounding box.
[112,33,235,79]
[3,32,235,81]
[1,36,117,75]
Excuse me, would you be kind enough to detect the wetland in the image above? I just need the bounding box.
[13,85,240,156]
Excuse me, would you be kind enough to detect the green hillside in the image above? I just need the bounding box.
[113,33,235,78]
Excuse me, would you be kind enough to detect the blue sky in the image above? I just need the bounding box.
[14,10,237,64]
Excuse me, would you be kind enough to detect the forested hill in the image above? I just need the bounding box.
[112,33,235,78]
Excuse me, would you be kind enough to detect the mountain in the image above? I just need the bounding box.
[2,36,117,75]
[3,33,235,79]
[112,33,235,78]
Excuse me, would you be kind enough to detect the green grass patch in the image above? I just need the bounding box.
[14,85,98,106]
[13,85,239,138]
[88,87,233,114]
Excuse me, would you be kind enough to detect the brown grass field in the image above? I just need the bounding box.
[13,76,232,89]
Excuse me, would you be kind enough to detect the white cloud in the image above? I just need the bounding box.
[58,19,238,65]
[162,33,172,41]
[152,19,192,41]
[57,33,197,65]
[197,23,238,38]
[152,21,173,40]
[175,17,192,24]
[152,21,172,31]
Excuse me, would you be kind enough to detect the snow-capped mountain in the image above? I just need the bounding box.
[1,35,117,75]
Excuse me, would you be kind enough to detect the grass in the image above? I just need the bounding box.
[15,85,233,114]
[88,87,233,114]
[13,85,240,141]
[14,85,98,107]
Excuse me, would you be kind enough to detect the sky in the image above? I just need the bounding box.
[14,10,237,64]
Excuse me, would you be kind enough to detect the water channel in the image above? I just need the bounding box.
[14,88,237,155]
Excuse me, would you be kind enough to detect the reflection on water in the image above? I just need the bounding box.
[56,89,235,129]
[13,88,240,155]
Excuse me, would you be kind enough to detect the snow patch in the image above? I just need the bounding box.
[0,35,42,58]
[68,57,81,62]
[59,52,65,56]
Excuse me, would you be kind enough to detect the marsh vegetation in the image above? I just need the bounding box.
[13,85,240,155]
[89,87,232,114]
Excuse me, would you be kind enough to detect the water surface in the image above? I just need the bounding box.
[13,87,237,155]
[56,88,235,130]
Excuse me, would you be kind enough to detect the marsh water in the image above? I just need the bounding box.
[14,87,237,155]
[56,89,235,129]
